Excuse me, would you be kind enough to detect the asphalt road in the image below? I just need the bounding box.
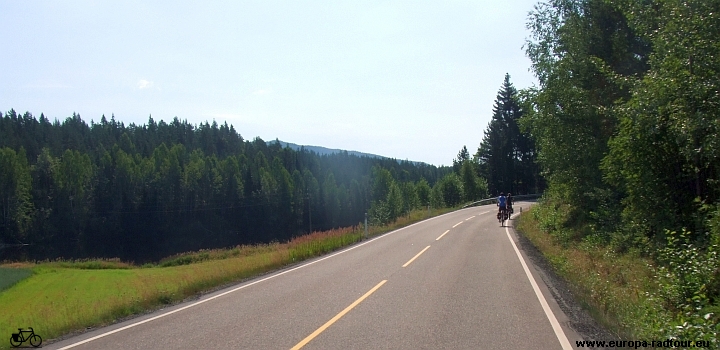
[47,202,583,349]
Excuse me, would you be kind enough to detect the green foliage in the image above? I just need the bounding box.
[368,179,404,225]
[400,182,419,214]
[460,160,488,202]
[0,112,452,263]
[656,230,718,307]
[531,196,576,246]
[603,0,720,240]
[371,166,394,202]
[386,182,404,220]
[435,173,464,207]
[415,179,431,207]
[368,200,390,226]
[482,0,720,342]
[653,229,720,342]
[430,181,445,209]
[366,165,444,226]
[452,146,470,174]
[523,0,649,229]
[0,147,34,243]
[477,74,540,195]
[159,253,212,267]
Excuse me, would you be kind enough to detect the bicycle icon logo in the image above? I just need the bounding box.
[10,327,42,348]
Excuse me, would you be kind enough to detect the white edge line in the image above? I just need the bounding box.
[56,208,467,349]
[504,225,573,350]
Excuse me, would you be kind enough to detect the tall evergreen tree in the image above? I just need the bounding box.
[477,74,539,195]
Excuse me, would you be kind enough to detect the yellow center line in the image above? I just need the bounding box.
[478,210,490,215]
[452,221,463,228]
[465,216,475,221]
[402,245,431,267]
[290,280,387,350]
[436,230,450,241]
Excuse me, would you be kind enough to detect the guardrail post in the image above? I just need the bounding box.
[364,212,368,240]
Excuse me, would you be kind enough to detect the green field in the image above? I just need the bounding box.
[0,207,452,350]
[0,267,32,292]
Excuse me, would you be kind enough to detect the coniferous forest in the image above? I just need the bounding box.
[0,111,461,263]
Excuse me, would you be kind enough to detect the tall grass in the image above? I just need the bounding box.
[0,207,450,349]
[516,206,671,339]
[288,226,363,262]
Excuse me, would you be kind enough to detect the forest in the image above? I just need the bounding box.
[0,111,501,263]
[0,52,547,264]
[522,0,720,340]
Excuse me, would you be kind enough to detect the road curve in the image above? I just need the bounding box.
[46,202,582,349]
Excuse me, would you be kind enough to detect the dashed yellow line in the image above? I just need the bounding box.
[465,216,475,221]
[436,230,450,241]
[290,280,387,350]
[402,246,431,267]
[452,221,463,228]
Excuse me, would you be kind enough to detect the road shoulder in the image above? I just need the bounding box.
[509,209,617,349]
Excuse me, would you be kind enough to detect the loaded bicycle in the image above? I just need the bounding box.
[499,207,510,227]
[10,327,42,348]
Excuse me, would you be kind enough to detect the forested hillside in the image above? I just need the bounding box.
[0,111,461,262]
[522,0,720,340]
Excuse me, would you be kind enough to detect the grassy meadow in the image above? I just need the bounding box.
[0,207,452,349]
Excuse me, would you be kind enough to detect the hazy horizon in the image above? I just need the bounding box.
[1,0,540,166]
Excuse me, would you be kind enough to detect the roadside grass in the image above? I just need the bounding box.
[516,206,667,339]
[0,267,32,292]
[0,206,454,349]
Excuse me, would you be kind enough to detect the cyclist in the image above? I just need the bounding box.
[507,192,513,215]
[496,192,507,221]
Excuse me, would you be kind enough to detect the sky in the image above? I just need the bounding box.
[1,0,540,166]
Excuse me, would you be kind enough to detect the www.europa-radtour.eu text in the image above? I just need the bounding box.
[575,339,712,348]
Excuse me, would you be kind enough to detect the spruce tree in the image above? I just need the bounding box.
[476,74,538,195]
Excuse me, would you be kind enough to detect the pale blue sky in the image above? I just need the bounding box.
[2,0,539,166]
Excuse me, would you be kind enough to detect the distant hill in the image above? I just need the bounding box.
[269,140,425,165]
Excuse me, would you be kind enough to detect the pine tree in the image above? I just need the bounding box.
[452,146,470,174]
[476,74,539,195]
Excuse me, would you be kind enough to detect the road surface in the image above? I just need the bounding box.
[47,202,582,349]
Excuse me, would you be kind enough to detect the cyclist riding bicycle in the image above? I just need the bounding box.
[497,192,507,220]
